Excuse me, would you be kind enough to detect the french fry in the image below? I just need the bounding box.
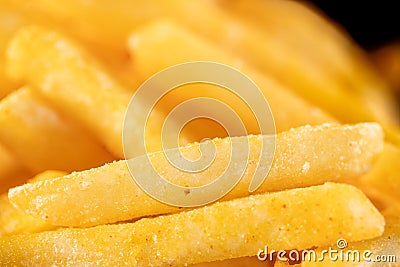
[190,256,269,267]
[9,0,398,129]
[371,42,400,93]
[0,183,385,266]
[0,87,114,173]
[274,262,300,267]
[0,143,31,194]
[1,0,138,90]
[300,214,400,266]
[0,170,65,237]
[5,25,187,156]
[351,143,400,212]
[218,0,400,128]
[8,123,384,227]
[128,20,337,133]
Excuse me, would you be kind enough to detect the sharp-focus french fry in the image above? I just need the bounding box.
[0,170,65,237]
[301,214,400,266]
[0,143,31,194]
[8,123,383,227]
[128,20,337,133]
[0,87,114,173]
[0,183,385,266]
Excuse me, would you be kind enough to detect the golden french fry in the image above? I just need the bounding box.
[128,20,337,133]
[218,0,400,128]
[0,170,66,237]
[8,123,384,227]
[2,0,138,89]
[0,3,27,99]
[190,256,269,267]
[0,143,31,194]
[301,214,400,266]
[5,25,187,156]
[5,25,130,157]
[0,87,114,173]
[0,183,385,266]
[371,42,400,93]
[351,143,400,212]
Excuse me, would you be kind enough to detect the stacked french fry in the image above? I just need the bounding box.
[0,1,399,266]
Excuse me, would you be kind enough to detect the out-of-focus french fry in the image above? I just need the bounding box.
[10,0,398,128]
[190,256,269,267]
[0,170,66,237]
[274,262,300,267]
[0,2,27,99]
[218,0,400,128]
[1,0,138,90]
[0,143,31,194]
[301,214,400,266]
[8,123,384,227]
[0,87,114,173]
[5,26,130,158]
[128,20,337,133]
[5,25,188,156]
[0,183,385,266]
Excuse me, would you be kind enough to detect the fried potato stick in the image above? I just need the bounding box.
[5,26,132,158]
[8,123,383,227]
[300,214,400,266]
[0,170,66,237]
[348,143,400,212]
[9,0,398,128]
[218,0,400,128]
[0,87,113,173]
[0,144,31,194]
[128,20,336,133]
[0,183,384,266]
[190,256,270,267]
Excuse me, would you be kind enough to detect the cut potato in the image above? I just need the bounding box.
[0,144,31,194]
[348,143,400,212]
[301,214,400,266]
[190,256,270,267]
[0,87,114,173]
[0,183,384,266]
[218,0,400,128]
[5,25,132,158]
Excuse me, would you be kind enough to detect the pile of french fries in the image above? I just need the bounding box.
[0,0,399,266]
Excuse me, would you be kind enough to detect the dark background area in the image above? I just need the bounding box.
[309,1,399,50]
